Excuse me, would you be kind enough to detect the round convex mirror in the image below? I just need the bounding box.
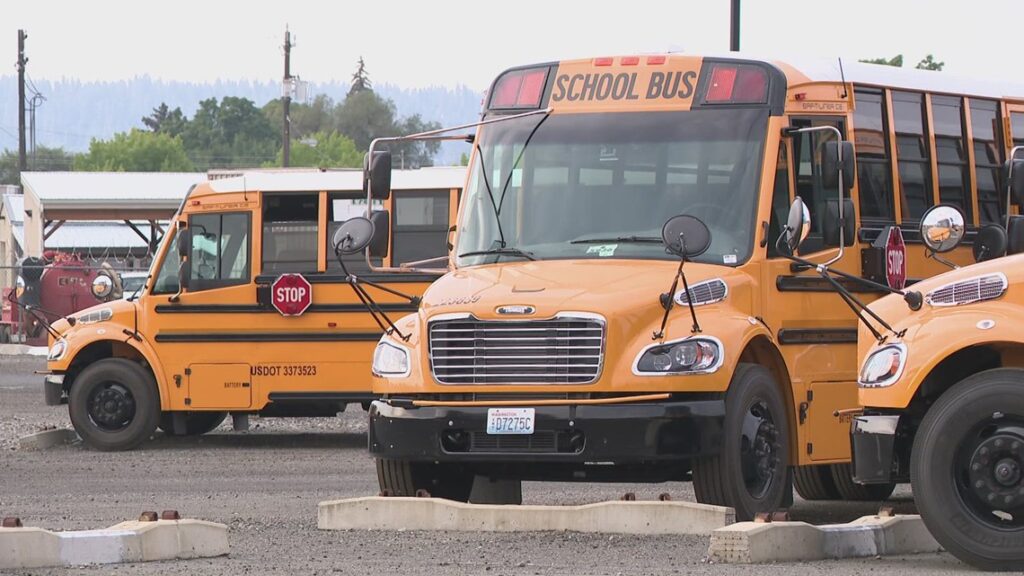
[661,214,711,258]
[333,217,375,255]
[785,197,811,254]
[919,205,965,254]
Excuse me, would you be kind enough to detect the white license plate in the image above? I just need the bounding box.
[486,408,535,435]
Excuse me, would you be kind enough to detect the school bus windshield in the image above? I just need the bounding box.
[456,108,768,266]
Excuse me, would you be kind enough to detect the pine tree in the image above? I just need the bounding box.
[348,57,372,97]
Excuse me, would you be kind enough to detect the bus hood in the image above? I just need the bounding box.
[421,259,752,322]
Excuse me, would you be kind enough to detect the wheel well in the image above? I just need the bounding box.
[739,336,797,451]
[912,343,1016,411]
[65,340,156,396]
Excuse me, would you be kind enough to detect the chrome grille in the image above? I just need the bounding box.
[926,273,1007,307]
[675,278,728,306]
[429,315,605,384]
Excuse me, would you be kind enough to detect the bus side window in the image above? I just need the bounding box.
[767,143,790,257]
[853,89,895,224]
[892,91,933,222]
[971,100,1005,225]
[262,193,318,274]
[326,192,383,274]
[152,231,179,294]
[392,191,450,266]
[188,212,251,291]
[790,117,845,253]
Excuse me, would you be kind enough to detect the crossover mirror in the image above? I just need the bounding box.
[785,197,811,254]
[661,214,711,259]
[333,217,376,256]
[920,205,966,254]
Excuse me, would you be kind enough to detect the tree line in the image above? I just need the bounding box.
[0,59,442,184]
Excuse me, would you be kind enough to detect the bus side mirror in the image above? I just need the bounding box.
[823,198,856,247]
[368,210,390,258]
[363,151,392,200]
[823,141,855,192]
[177,228,190,258]
[1008,158,1024,205]
[785,197,811,254]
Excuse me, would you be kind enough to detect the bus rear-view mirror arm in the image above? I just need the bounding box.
[363,108,553,275]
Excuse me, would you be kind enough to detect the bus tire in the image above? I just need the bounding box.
[911,369,1024,571]
[692,363,791,521]
[376,458,474,502]
[158,412,227,436]
[68,358,160,451]
[793,464,841,500]
[829,463,896,501]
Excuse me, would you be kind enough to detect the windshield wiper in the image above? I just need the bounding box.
[570,235,662,244]
[458,247,536,261]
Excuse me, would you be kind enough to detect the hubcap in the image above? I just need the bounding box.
[958,419,1024,527]
[87,383,136,432]
[740,399,779,500]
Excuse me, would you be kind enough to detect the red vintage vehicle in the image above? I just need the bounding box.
[1,252,121,346]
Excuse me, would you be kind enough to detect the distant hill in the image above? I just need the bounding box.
[0,76,483,165]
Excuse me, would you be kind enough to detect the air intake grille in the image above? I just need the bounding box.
[468,431,560,452]
[926,274,1007,307]
[675,278,728,306]
[429,316,604,384]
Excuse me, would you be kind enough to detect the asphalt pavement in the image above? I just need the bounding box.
[0,355,996,575]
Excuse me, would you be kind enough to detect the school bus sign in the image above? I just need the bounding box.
[272,273,313,316]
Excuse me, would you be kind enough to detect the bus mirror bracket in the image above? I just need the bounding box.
[653,215,711,340]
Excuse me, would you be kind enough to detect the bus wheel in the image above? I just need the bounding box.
[793,465,841,500]
[829,462,896,501]
[68,358,159,451]
[376,458,474,502]
[911,369,1024,571]
[692,363,791,521]
[158,412,228,436]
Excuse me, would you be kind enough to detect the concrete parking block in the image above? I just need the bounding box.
[707,514,941,564]
[318,496,734,535]
[18,428,79,450]
[0,344,47,356]
[0,518,228,569]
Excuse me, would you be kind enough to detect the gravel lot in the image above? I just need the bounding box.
[0,354,993,575]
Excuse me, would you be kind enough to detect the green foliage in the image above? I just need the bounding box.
[334,90,441,168]
[459,152,470,166]
[915,54,944,71]
[262,94,335,141]
[0,146,77,185]
[269,131,362,168]
[142,103,187,137]
[860,55,904,67]
[74,129,193,172]
[180,97,278,170]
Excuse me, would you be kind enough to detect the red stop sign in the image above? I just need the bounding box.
[271,274,313,316]
[885,227,907,291]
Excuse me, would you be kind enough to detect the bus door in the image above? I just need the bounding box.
[762,116,862,465]
[144,209,255,411]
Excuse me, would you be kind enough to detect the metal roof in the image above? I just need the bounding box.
[2,194,24,224]
[207,166,466,194]
[20,172,205,211]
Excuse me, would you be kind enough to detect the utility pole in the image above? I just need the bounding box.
[729,0,741,51]
[282,27,292,168]
[17,30,27,172]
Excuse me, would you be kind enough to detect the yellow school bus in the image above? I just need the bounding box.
[357,54,1024,519]
[851,175,1024,567]
[41,168,463,450]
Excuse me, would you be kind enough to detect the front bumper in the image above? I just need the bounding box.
[43,374,65,406]
[850,414,899,484]
[368,397,725,464]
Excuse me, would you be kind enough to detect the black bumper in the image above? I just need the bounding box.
[850,414,899,484]
[368,398,725,464]
[43,374,65,406]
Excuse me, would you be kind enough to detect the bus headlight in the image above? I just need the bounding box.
[48,339,68,361]
[373,341,410,377]
[15,276,25,298]
[91,274,113,299]
[633,337,723,375]
[858,343,907,388]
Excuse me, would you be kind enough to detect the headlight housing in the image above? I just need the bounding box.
[48,339,68,361]
[15,275,25,299]
[372,340,410,377]
[633,337,723,375]
[91,274,113,299]
[858,343,907,388]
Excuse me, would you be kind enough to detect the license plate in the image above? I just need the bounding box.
[486,408,535,435]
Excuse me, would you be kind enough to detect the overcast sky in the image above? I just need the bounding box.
[2,1,1017,90]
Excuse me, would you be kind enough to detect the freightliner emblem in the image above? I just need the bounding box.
[496,305,536,315]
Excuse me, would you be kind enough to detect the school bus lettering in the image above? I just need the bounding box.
[551,71,695,103]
